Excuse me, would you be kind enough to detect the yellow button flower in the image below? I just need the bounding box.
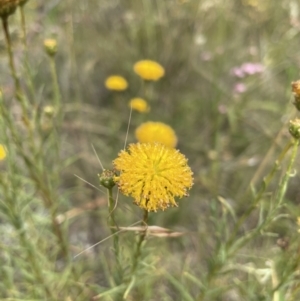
[105,75,128,91]
[113,142,193,212]
[129,98,150,113]
[135,121,177,148]
[0,144,7,160]
[133,60,165,81]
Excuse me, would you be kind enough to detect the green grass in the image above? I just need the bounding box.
[1,0,300,300]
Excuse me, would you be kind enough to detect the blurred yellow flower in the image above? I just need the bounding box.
[113,142,193,212]
[133,60,165,81]
[297,217,300,233]
[129,98,150,113]
[0,144,7,160]
[105,75,128,91]
[44,38,57,56]
[135,121,177,148]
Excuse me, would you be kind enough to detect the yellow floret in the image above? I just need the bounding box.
[133,60,165,81]
[135,121,177,148]
[129,98,150,113]
[105,75,128,91]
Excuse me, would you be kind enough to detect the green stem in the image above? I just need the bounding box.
[131,209,149,275]
[275,139,299,206]
[107,188,122,282]
[19,5,27,49]
[197,140,295,301]
[19,5,37,106]
[14,217,55,299]
[1,17,30,127]
[227,140,293,245]
[123,210,148,299]
[49,56,61,109]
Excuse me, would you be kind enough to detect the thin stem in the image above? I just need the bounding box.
[197,139,295,301]
[123,210,149,298]
[19,5,27,49]
[107,188,122,282]
[19,5,37,106]
[227,140,293,245]
[131,209,149,275]
[14,216,55,299]
[49,56,61,109]
[275,139,299,206]
[1,17,30,127]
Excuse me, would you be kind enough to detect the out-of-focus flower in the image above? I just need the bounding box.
[0,0,18,19]
[231,62,264,78]
[44,39,57,56]
[133,60,165,81]
[105,75,128,91]
[292,80,300,111]
[241,62,264,75]
[292,80,300,97]
[233,83,247,94]
[113,142,193,211]
[289,118,300,139]
[200,52,212,61]
[129,98,150,113]
[297,217,300,233]
[135,121,178,148]
[43,105,55,117]
[0,144,7,160]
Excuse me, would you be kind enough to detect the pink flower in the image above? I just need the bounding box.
[234,83,247,94]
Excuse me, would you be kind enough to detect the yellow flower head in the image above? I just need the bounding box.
[129,98,150,113]
[133,60,165,81]
[135,121,178,148]
[0,0,18,19]
[44,39,57,56]
[113,142,193,212]
[105,75,128,91]
[0,144,7,160]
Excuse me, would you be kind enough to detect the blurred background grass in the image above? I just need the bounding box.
[1,0,300,300]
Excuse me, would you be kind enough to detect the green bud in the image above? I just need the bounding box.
[98,169,116,189]
[288,118,300,139]
[0,0,18,19]
[43,39,57,57]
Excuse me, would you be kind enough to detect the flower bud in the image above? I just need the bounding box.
[43,105,55,118]
[289,118,300,139]
[0,144,7,161]
[44,39,57,56]
[0,0,18,19]
[292,80,300,111]
[98,169,116,189]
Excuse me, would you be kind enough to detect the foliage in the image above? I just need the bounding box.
[1,0,300,300]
